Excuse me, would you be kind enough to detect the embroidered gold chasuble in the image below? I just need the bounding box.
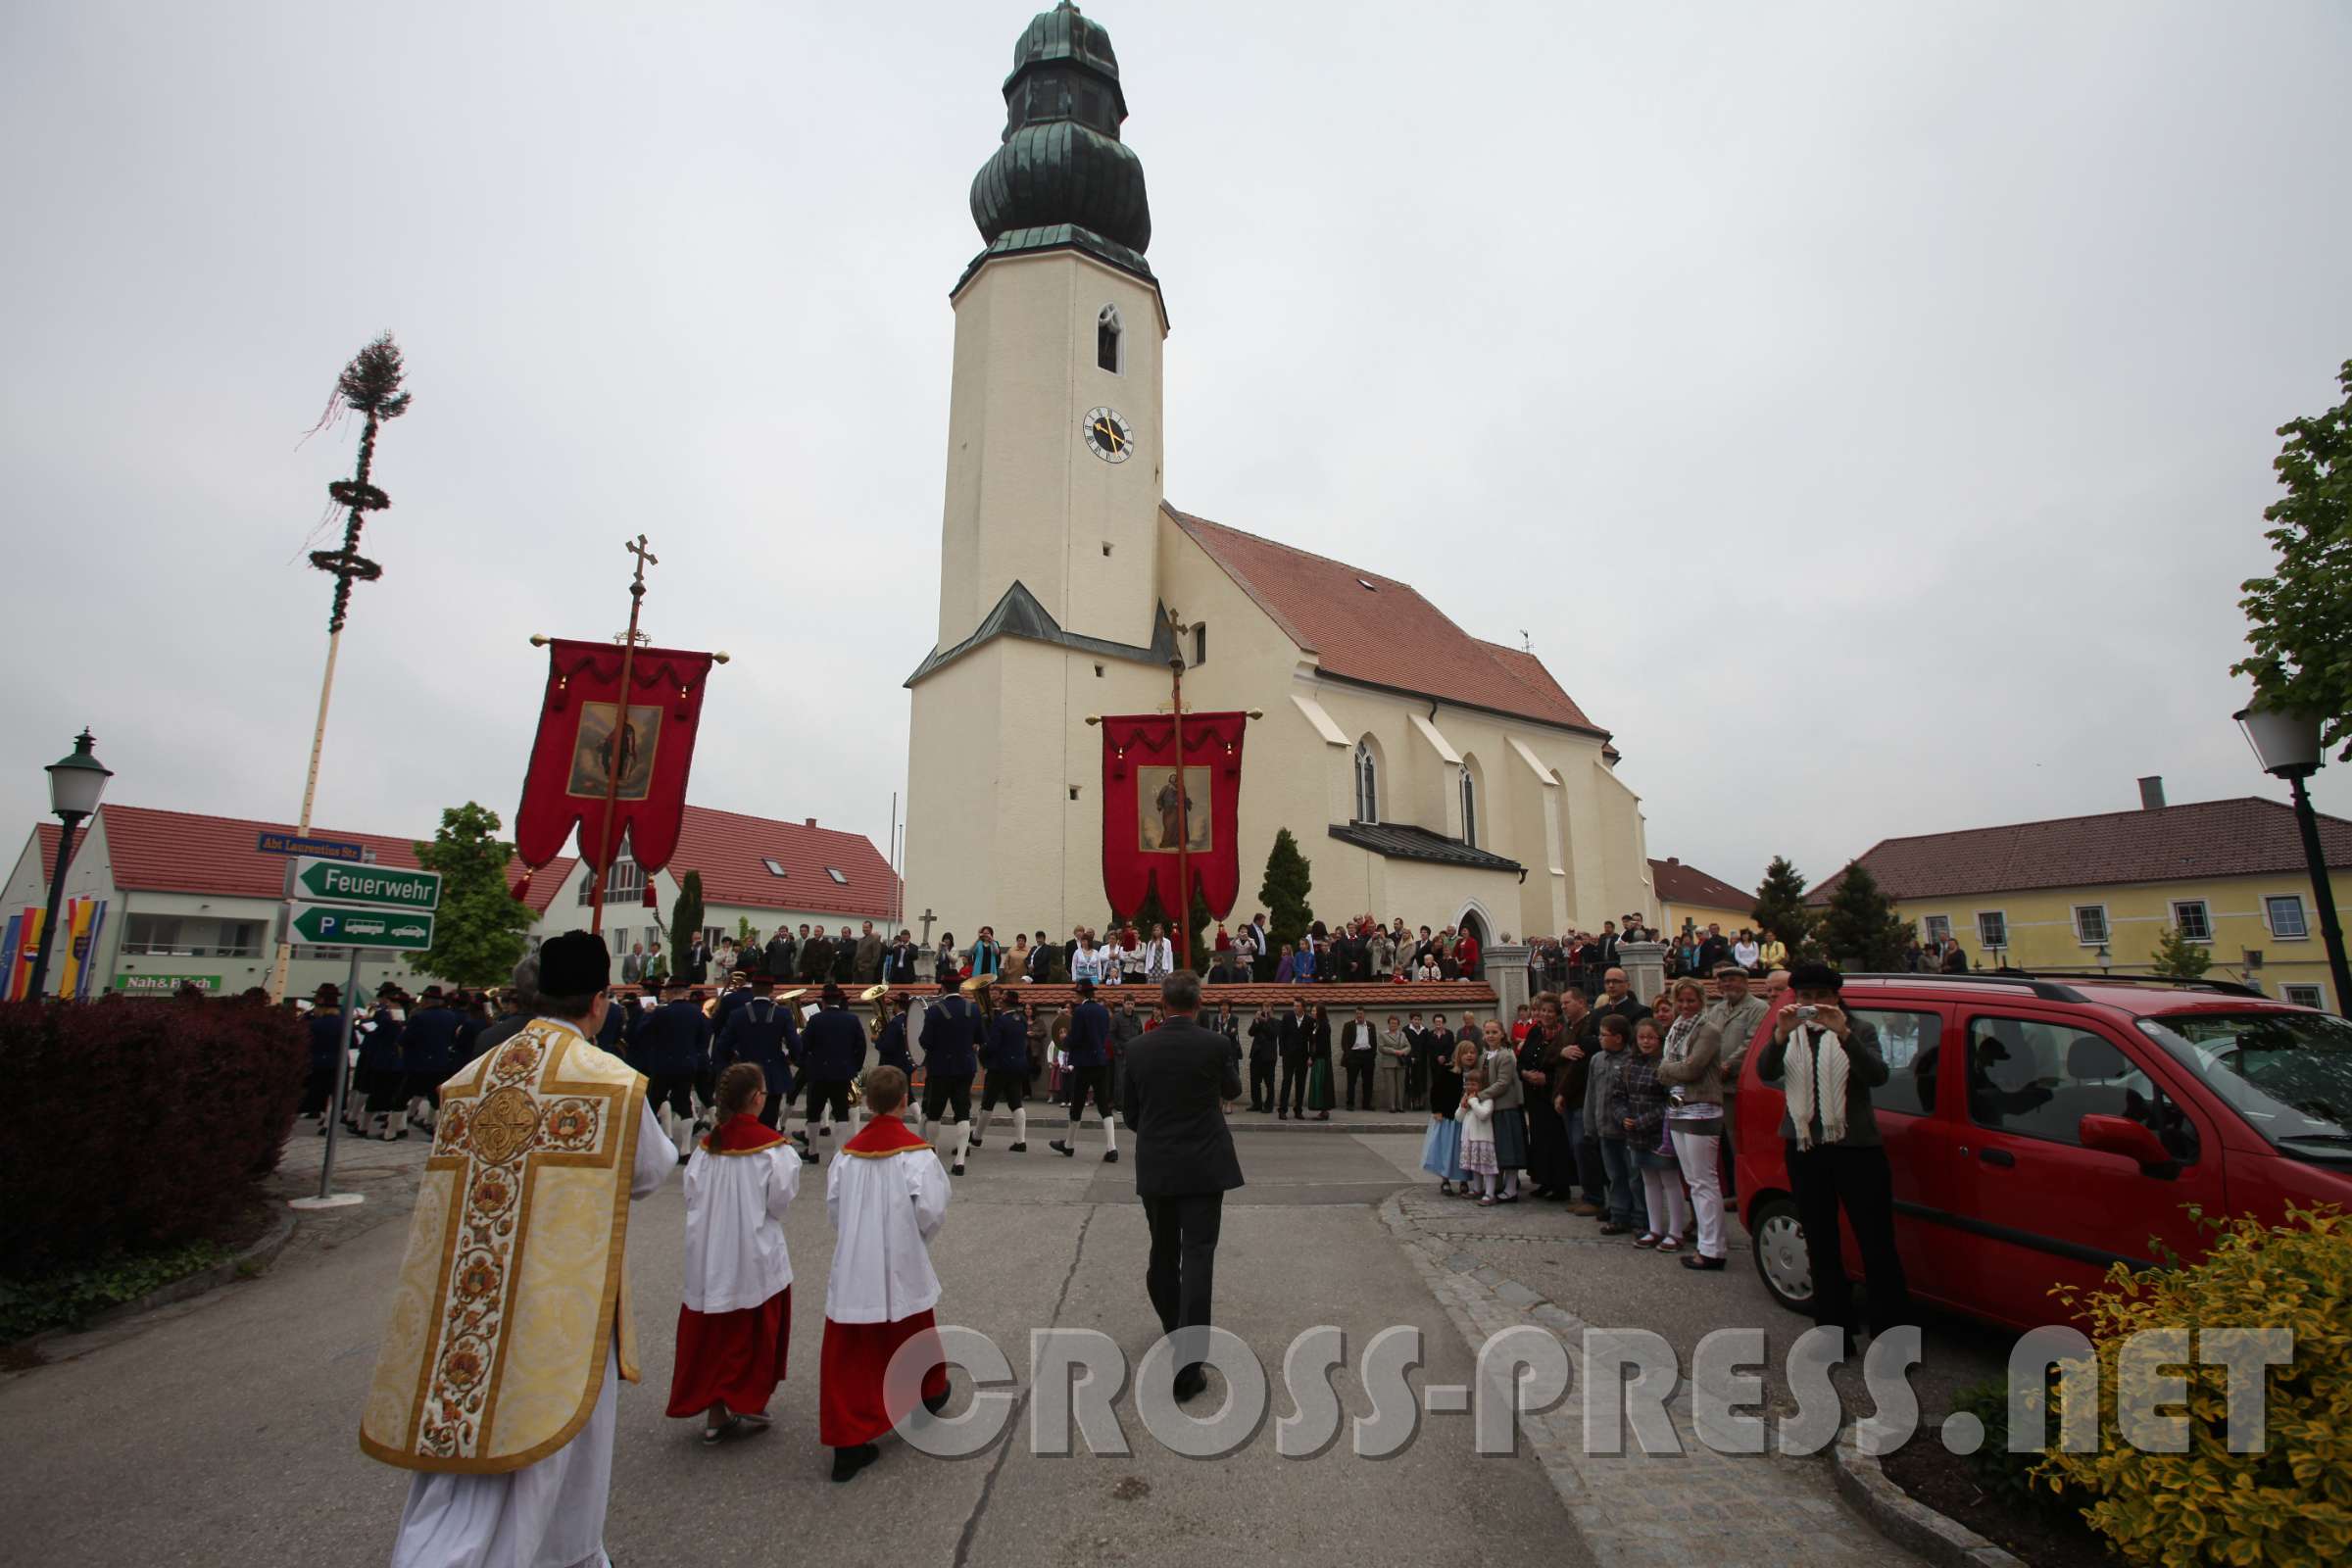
[361,1021,649,1474]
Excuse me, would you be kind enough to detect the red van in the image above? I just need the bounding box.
[1733,973,2352,1331]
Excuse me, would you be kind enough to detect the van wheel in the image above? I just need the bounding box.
[1750,1195,1814,1312]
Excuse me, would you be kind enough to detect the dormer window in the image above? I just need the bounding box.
[1098,304,1124,374]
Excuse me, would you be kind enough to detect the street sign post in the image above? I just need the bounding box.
[289,858,443,1213]
[288,902,436,951]
[293,858,440,910]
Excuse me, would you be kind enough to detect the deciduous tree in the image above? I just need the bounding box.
[2149,924,2214,981]
[412,803,536,989]
[2234,359,2352,759]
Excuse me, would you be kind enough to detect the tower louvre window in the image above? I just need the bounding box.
[1098,304,1124,373]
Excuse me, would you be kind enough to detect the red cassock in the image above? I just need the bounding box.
[665,1115,794,1419]
[667,1288,791,1419]
[819,1115,949,1448]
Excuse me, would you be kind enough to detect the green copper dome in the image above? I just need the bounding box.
[967,2,1152,275]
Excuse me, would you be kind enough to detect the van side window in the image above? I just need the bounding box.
[1852,1007,1940,1117]
[1964,1016,2198,1161]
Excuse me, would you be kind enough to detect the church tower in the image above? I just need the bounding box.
[904,2,1175,940]
[933,1,1166,649]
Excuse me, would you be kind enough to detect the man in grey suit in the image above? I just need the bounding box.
[1121,969,1245,1402]
[1705,963,1772,1200]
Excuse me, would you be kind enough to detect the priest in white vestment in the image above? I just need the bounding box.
[361,929,674,1568]
[818,1064,951,1483]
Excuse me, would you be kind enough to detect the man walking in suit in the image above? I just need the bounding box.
[1121,969,1244,1402]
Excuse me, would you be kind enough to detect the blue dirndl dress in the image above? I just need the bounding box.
[1419,1115,1464,1181]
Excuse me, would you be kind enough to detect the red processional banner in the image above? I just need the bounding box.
[1099,710,1249,921]
[514,639,716,882]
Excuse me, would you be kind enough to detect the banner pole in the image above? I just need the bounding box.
[1166,611,1192,966]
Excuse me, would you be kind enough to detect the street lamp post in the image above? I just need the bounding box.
[2236,703,2352,1015]
[27,729,112,1000]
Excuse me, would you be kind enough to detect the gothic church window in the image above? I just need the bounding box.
[1354,741,1379,825]
[1098,304,1124,373]
[1460,761,1478,849]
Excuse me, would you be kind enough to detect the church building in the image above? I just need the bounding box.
[903,3,1654,948]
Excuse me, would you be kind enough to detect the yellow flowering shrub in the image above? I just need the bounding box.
[2037,1205,2352,1568]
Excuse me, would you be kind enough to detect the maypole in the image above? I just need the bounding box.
[268,335,410,1002]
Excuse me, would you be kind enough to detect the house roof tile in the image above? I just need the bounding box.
[1811,797,2352,905]
[43,805,573,913]
[666,805,902,922]
[1167,506,1605,736]
[1648,858,1753,912]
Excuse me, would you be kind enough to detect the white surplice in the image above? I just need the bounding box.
[822,1128,951,1324]
[389,1098,672,1568]
[680,1136,800,1313]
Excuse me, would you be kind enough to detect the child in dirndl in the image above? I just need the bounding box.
[1457,1067,1500,1203]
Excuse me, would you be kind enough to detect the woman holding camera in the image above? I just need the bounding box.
[1655,977,1727,1269]
[1754,962,1910,1350]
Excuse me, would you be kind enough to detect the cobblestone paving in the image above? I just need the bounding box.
[1382,1187,1920,1568]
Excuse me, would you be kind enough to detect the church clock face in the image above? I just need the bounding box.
[1083,406,1135,464]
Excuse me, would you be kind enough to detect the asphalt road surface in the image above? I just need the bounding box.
[1,1127,1595,1568]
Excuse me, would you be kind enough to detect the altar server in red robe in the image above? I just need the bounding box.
[668,1061,801,1444]
[818,1065,951,1482]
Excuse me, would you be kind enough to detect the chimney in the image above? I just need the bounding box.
[2137,776,2166,810]
[805,817,817,828]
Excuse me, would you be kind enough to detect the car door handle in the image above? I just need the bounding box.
[1978,1148,2016,1168]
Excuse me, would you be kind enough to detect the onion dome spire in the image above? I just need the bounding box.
[964,2,1153,287]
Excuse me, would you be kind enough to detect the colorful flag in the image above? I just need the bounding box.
[75,900,108,999]
[6,907,44,1001]
[56,898,98,1000]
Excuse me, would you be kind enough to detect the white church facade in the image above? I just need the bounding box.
[903,3,1654,947]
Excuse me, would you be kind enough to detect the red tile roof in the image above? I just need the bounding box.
[31,805,574,913]
[666,805,902,921]
[1649,858,1754,912]
[1812,797,2352,904]
[1167,506,1606,736]
[33,823,71,879]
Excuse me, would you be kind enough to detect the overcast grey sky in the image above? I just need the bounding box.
[4,1,2349,906]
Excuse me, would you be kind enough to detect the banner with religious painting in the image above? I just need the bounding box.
[514,638,716,882]
[1099,710,1249,920]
